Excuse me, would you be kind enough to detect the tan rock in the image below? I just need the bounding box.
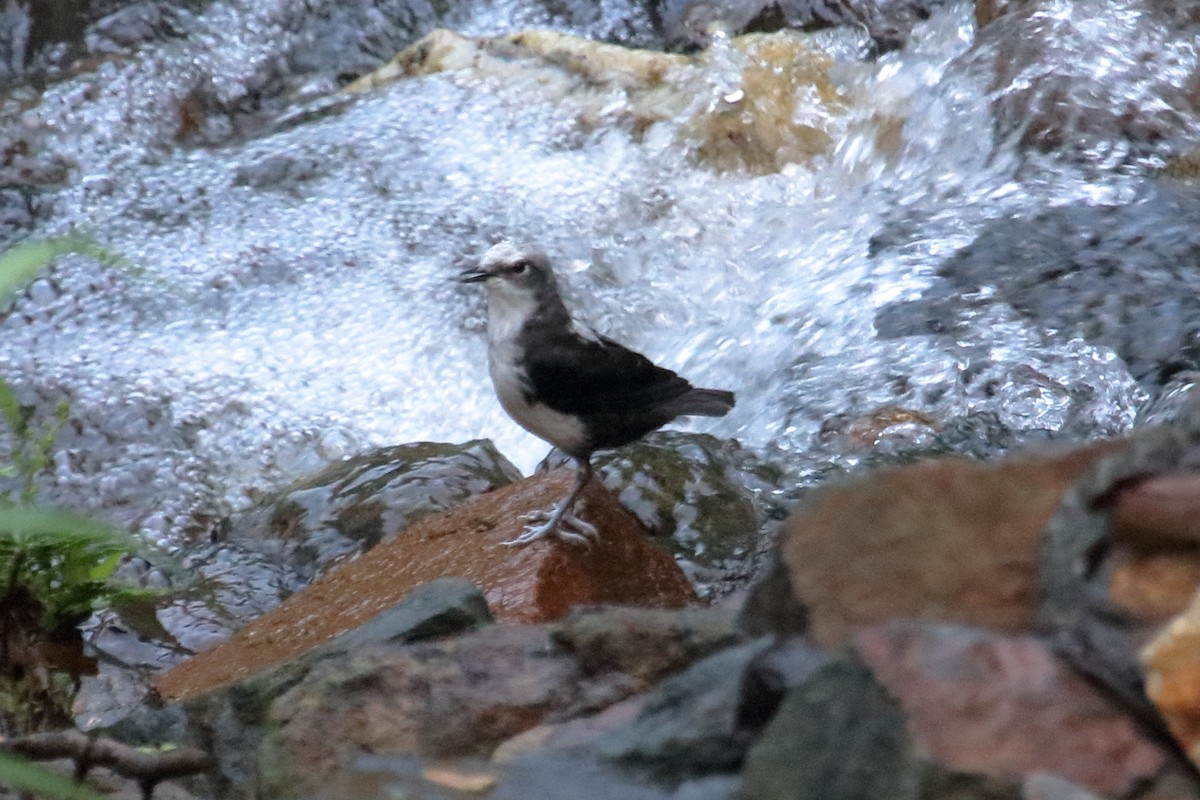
[346,28,847,174]
[155,469,695,701]
[1103,472,1200,631]
[858,621,1166,797]
[1143,589,1200,768]
[776,442,1121,647]
[1108,546,1200,624]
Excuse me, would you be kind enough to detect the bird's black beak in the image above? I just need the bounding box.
[458,267,489,284]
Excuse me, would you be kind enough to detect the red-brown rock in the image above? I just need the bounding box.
[856,621,1166,797]
[156,469,695,701]
[1111,472,1200,547]
[775,442,1122,647]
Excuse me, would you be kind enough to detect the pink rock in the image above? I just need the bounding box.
[856,621,1165,797]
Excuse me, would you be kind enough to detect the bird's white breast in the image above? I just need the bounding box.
[485,292,588,454]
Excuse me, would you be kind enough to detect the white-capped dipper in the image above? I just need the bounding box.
[459,242,736,545]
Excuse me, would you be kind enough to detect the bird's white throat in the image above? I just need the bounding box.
[485,282,539,347]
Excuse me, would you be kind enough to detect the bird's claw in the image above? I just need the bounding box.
[504,505,598,547]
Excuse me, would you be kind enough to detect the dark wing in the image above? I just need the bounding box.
[520,326,694,417]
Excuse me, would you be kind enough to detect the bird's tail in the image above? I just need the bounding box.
[666,387,736,418]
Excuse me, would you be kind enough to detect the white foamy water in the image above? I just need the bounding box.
[2,0,1196,544]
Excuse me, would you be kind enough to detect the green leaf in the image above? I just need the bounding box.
[0,235,136,301]
[0,751,107,800]
[0,376,20,433]
[0,507,132,549]
[0,240,63,300]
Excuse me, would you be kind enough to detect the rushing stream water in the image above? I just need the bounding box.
[1,0,1199,551]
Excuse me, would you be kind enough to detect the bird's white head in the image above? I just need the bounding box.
[459,241,564,328]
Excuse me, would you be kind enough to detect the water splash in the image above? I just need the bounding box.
[2,0,1195,545]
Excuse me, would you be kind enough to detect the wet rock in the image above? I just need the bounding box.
[155,469,695,701]
[0,0,31,81]
[546,431,788,597]
[225,440,521,587]
[973,0,1032,28]
[84,1,190,55]
[930,195,1200,388]
[815,405,941,453]
[231,152,324,190]
[741,622,1168,800]
[974,0,1200,158]
[741,440,1121,646]
[553,606,744,686]
[347,27,847,175]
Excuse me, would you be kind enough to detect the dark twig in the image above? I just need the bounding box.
[1,729,214,799]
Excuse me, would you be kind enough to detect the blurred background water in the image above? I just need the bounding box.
[1,0,1198,549]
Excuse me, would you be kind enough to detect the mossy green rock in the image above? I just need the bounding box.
[550,432,786,594]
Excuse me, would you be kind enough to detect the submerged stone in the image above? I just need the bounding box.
[346,27,849,175]
[225,439,522,585]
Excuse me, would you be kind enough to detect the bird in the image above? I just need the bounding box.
[459,241,736,546]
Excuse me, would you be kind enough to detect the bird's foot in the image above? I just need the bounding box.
[504,504,598,547]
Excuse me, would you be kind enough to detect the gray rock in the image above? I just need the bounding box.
[1022,773,1103,800]
[322,577,492,653]
[596,639,770,779]
[736,636,830,733]
[740,649,1053,800]
[494,748,674,800]
[924,194,1200,389]
[737,549,808,637]
[740,656,915,800]
[553,606,745,687]
[659,0,943,54]
[673,775,741,800]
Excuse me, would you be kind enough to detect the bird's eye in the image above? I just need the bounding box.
[511,261,529,275]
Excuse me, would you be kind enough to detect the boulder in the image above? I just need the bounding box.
[224,440,521,585]
[548,431,787,596]
[740,621,1168,800]
[177,607,743,799]
[156,469,695,701]
[741,441,1121,645]
[346,27,848,175]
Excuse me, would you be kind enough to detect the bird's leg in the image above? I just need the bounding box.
[504,458,599,546]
